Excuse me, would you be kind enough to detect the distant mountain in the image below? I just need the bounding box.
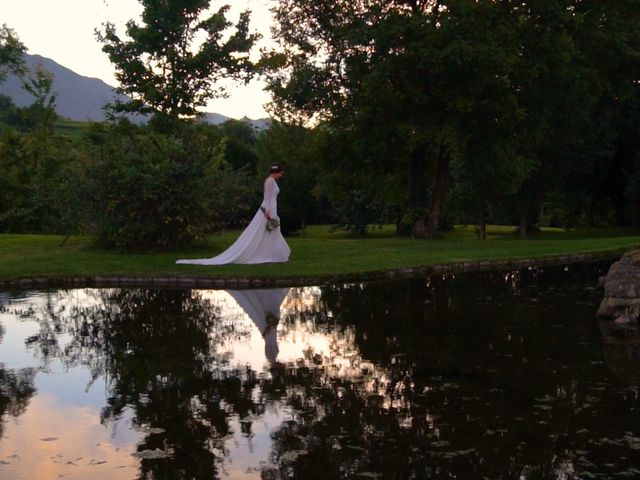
[199,112,272,131]
[201,112,234,125]
[0,54,124,121]
[0,53,271,129]
[239,115,272,131]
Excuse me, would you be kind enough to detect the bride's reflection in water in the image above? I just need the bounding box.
[225,288,289,363]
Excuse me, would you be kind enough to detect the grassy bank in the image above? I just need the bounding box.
[54,118,93,139]
[1,225,639,280]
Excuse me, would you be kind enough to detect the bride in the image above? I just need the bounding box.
[176,163,291,265]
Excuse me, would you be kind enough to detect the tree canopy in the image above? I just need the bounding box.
[0,24,26,83]
[265,0,640,237]
[97,0,259,126]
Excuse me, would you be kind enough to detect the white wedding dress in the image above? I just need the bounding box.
[176,177,291,265]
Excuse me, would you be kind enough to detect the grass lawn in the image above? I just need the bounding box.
[54,118,93,139]
[1,225,640,280]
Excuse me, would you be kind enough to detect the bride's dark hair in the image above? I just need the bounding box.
[269,163,284,174]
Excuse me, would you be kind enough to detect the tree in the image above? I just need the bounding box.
[20,63,57,162]
[91,1,262,250]
[455,1,593,238]
[569,0,640,228]
[256,121,325,234]
[265,1,527,238]
[218,119,259,170]
[0,94,17,128]
[0,24,25,83]
[267,0,640,238]
[97,0,259,129]
[265,0,446,237]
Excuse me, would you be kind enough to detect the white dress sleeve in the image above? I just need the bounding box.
[261,177,279,219]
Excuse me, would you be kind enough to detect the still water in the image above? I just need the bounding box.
[0,262,639,479]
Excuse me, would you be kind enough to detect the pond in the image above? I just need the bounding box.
[0,262,639,479]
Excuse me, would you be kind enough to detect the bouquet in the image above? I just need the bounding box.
[266,217,280,232]
[261,207,280,232]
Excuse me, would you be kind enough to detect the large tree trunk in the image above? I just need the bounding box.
[614,191,628,226]
[586,197,596,227]
[410,146,428,238]
[426,146,449,240]
[411,218,428,238]
[476,198,487,241]
[519,204,528,239]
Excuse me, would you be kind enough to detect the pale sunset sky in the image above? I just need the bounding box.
[1,0,276,119]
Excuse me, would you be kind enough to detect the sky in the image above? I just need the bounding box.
[1,0,276,119]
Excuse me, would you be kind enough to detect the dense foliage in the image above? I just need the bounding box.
[0,2,269,250]
[2,0,640,249]
[265,0,640,237]
[80,121,256,250]
[96,0,258,128]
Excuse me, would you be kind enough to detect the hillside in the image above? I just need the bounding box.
[0,53,270,129]
[0,54,124,121]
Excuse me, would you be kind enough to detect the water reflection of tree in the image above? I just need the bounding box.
[0,322,37,440]
[266,265,637,479]
[5,263,634,478]
[0,366,36,438]
[19,288,262,480]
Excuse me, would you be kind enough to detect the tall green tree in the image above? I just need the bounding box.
[265,0,447,237]
[218,119,259,170]
[453,1,594,238]
[0,55,81,235]
[267,0,640,237]
[97,0,259,129]
[91,1,262,250]
[20,63,57,162]
[569,0,640,227]
[265,1,530,238]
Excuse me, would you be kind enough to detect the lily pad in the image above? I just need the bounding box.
[132,449,170,460]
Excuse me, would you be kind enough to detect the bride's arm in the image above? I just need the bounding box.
[262,177,276,218]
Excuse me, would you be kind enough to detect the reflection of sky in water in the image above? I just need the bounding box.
[0,314,41,368]
[0,287,363,479]
[2,267,637,479]
[0,296,142,479]
[1,398,140,480]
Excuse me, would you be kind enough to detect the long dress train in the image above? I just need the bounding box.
[176,176,291,265]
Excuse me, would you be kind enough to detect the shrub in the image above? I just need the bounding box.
[83,123,253,251]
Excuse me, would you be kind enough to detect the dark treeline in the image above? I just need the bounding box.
[265,0,640,238]
[1,0,640,250]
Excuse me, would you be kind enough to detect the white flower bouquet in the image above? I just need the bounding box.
[266,217,280,232]
[261,207,280,232]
